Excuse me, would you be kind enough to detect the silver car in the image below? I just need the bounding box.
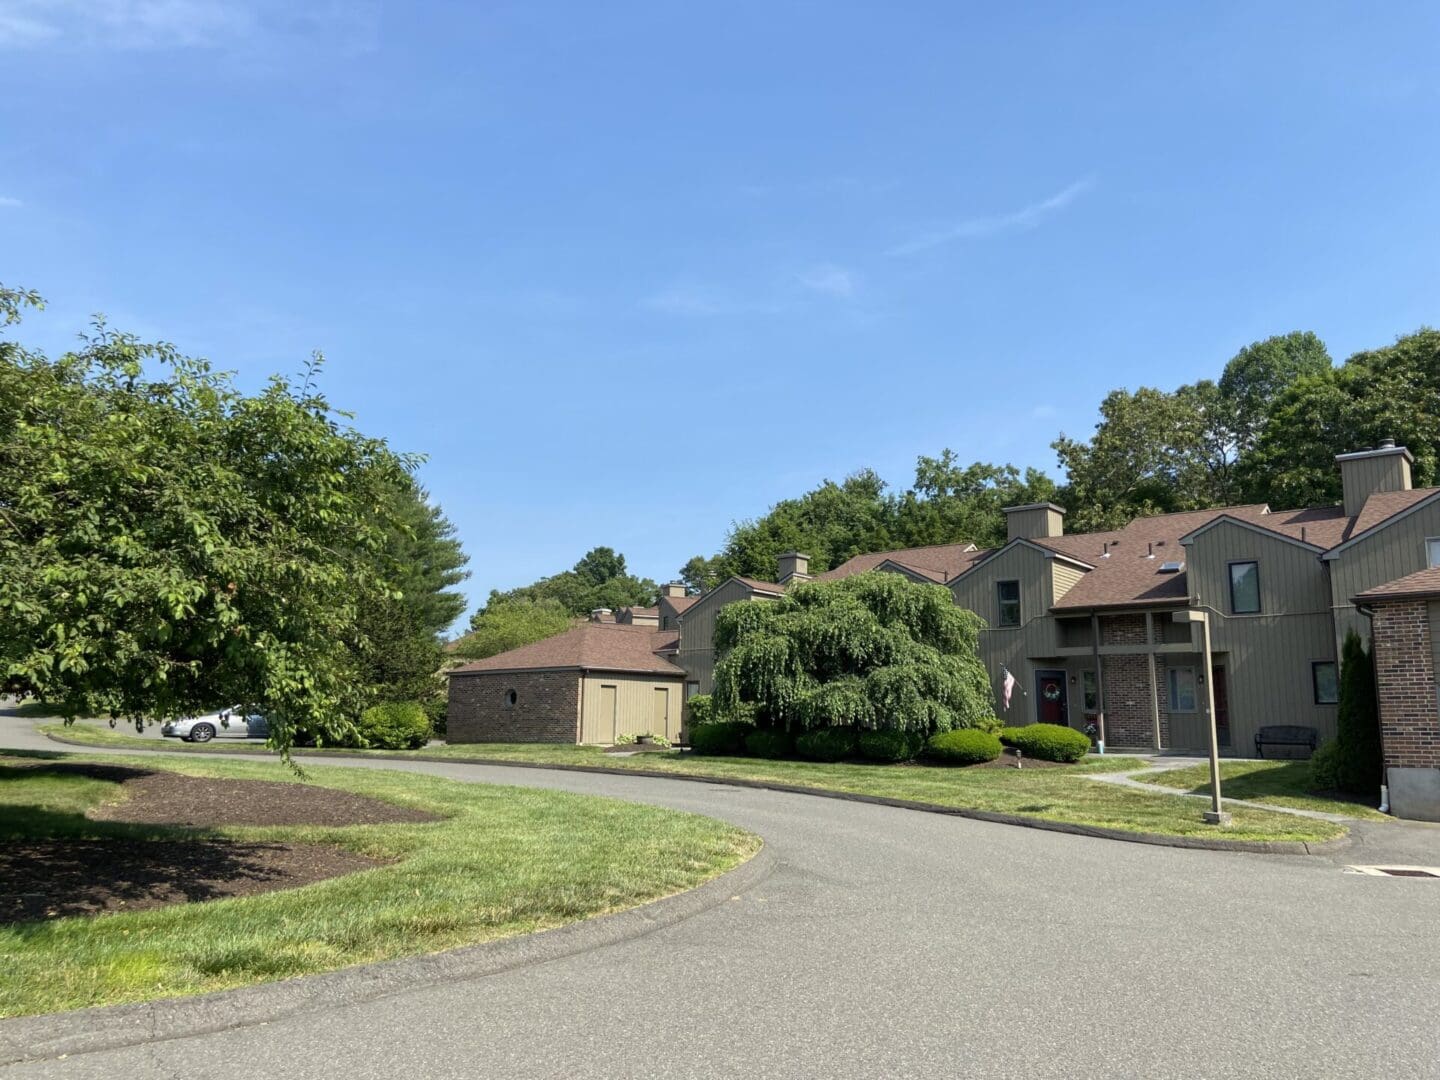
[161,707,268,743]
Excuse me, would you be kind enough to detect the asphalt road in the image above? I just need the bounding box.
[4,716,1440,1079]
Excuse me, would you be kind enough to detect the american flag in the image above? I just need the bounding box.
[1002,667,1017,711]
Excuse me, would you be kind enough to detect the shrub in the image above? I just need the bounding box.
[1309,738,1343,791]
[356,702,432,750]
[925,729,1003,766]
[998,723,1090,763]
[1334,631,1382,795]
[795,728,858,762]
[686,693,716,728]
[856,729,916,763]
[745,728,793,759]
[688,720,754,755]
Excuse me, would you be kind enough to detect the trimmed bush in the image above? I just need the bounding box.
[686,693,716,728]
[688,720,754,756]
[925,729,1003,766]
[745,728,793,759]
[856,729,916,763]
[794,728,858,762]
[999,723,1091,763]
[357,702,432,750]
[1308,738,1344,791]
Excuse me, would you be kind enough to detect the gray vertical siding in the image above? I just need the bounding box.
[951,543,1061,724]
[675,578,775,694]
[1330,498,1440,649]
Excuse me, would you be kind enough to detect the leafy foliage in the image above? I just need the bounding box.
[744,728,793,759]
[484,546,657,618]
[452,598,575,660]
[925,728,1003,765]
[856,729,918,762]
[1309,631,1382,796]
[685,693,716,727]
[712,574,994,737]
[794,727,858,762]
[353,701,432,750]
[998,724,1091,763]
[0,288,429,752]
[687,720,755,755]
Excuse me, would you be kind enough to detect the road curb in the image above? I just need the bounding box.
[36,730,1351,856]
[0,840,773,1067]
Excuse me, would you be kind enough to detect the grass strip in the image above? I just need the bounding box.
[38,723,1348,844]
[0,752,758,1017]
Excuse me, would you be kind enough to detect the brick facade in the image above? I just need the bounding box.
[447,670,580,743]
[1370,599,1440,769]
[1100,613,1148,646]
[1100,653,1168,747]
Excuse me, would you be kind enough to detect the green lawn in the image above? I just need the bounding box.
[0,752,758,1018]
[1140,760,1388,821]
[37,723,1348,844]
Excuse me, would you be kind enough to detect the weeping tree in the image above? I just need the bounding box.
[710,573,995,735]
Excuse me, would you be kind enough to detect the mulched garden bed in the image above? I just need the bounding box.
[30,762,443,827]
[0,839,381,923]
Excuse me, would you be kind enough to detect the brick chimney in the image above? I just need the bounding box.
[1337,439,1412,518]
[660,582,687,598]
[1002,503,1066,542]
[777,552,811,585]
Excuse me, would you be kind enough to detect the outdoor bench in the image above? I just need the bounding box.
[1254,724,1318,759]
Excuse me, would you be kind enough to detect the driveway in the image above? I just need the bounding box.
[4,714,1440,1079]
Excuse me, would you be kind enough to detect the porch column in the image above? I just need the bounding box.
[1145,612,1162,750]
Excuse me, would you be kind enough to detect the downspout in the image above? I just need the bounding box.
[1089,611,1106,752]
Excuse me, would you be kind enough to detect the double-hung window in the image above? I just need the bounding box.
[996,581,1021,627]
[1228,561,1261,614]
[1167,667,1198,712]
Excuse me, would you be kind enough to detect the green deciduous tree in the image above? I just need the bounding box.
[0,286,422,752]
[894,453,1058,549]
[711,573,994,736]
[453,598,576,660]
[1242,329,1440,508]
[487,546,657,616]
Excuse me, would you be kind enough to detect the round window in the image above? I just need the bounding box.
[504,689,518,707]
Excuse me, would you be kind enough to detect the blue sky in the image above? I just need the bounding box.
[3,2,1438,627]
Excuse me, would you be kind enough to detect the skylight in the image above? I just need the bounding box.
[1159,560,1185,573]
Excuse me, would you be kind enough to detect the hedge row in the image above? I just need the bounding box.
[687,721,1081,766]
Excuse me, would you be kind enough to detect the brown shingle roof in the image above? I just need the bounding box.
[1348,487,1440,541]
[661,594,699,615]
[1354,567,1440,603]
[818,542,987,584]
[447,623,685,677]
[736,577,786,595]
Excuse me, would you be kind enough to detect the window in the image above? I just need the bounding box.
[1427,538,1440,569]
[1228,561,1261,614]
[1081,670,1099,713]
[996,580,1021,627]
[504,689,518,707]
[1312,661,1339,705]
[1167,667,1198,712]
[685,681,700,701]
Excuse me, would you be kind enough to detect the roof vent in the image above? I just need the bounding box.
[1146,542,1156,560]
[1159,560,1185,573]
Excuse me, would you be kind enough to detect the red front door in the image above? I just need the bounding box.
[1035,669,1068,726]
[1211,665,1231,746]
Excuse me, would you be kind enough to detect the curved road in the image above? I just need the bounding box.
[4,720,1440,1079]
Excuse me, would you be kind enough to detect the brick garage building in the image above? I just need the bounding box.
[447,621,686,745]
[1355,568,1440,821]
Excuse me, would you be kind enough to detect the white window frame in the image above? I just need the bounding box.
[1427,537,1440,569]
[1167,666,1198,713]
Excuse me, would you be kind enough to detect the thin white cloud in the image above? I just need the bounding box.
[0,0,379,51]
[640,284,785,318]
[796,263,856,298]
[0,195,21,208]
[1030,403,1059,420]
[888,177,1096,256]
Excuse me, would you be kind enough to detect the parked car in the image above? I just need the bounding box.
[161,707,267,743]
